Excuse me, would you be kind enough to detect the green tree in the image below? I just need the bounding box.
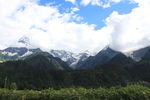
[10,82,17,90]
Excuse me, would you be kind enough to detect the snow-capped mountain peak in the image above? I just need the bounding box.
[49,49,91,68]
[1,47,42,58]
[0,35,92,68]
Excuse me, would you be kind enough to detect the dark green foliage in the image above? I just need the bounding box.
[108,53,134,65]
[0,48,150,91]
[24,52,70,70]
[129,61,150,82]
[0,52,71,89]
[9,82,17,90]
[0,85,150,100]
[0,47,150,100]
[0,51,150,90]
[0,61,130,89]
[0,62,144,90]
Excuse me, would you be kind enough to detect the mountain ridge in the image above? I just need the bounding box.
[76,47,120,69]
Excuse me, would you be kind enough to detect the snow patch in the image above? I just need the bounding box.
[20,50,33,57]
[2,51,17,56]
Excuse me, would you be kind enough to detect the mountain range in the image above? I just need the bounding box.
[0,36,150,89]
[0,36,91,68]
[0,44,149,89]
[0,36,150,69]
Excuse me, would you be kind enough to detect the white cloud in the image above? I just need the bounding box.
[106,0,150,51]
[71,7,79,12]
[80,0,92,6]
[65,0,76,4]
[0,0,150,53]
[80,0,122,8]
[0,0,110,53]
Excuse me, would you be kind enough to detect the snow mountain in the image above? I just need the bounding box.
[76,46,120,69]
[0,47,42,60]
[0,36,42,61]
[49,49,91,68]
[0,36,91,67]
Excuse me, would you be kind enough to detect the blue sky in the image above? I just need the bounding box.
[0,0,150,53]
[39,0,138,29]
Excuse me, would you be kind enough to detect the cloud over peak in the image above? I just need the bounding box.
[107,0,150,51]
[0,0,150,53]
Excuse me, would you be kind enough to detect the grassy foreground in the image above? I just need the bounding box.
[0,85,150,100]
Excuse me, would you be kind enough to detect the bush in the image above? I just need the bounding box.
[0,85,150,100]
